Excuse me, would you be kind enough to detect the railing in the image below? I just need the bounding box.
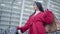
[0,27,17,34]
[0,28,60,34]
[0,28,10,34]
[0,29,4,34]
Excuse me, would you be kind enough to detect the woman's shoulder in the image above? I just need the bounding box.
[44,9,53,15]
[45,9,53,14]
[38,9,53,16]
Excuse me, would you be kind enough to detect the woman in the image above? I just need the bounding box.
[17,2,53,34]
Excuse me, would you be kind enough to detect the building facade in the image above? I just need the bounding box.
[0,0,60,34]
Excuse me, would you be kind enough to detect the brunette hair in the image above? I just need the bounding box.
[31,2,44,16]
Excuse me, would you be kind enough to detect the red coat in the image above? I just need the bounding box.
[18,10,53,34]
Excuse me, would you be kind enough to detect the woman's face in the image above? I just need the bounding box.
[34,4,38,10]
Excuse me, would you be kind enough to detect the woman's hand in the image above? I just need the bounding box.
[17,26,21,30]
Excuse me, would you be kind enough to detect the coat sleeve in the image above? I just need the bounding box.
[42,9,53,24]
[20,16,32,33]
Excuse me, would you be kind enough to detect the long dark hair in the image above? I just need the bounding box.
[31,2,44,16]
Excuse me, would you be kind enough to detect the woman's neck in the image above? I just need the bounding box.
[34,10,40,15]
[36,10,39,12]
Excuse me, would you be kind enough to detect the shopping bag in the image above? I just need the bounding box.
[45,9,58,33]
